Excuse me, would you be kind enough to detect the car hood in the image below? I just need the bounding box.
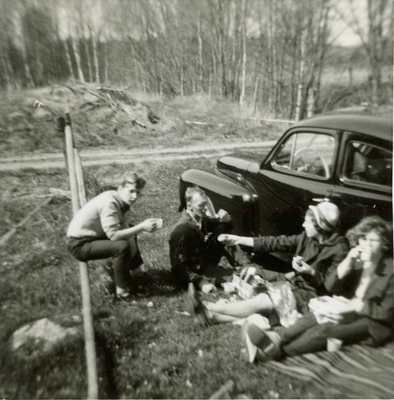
[217,151,269,175]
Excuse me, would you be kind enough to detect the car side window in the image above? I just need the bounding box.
[271,132,335,179]
[344,141,392,187]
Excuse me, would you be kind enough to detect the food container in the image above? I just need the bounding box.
[232,274,266,299]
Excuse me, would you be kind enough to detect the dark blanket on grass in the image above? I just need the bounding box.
[267,341,394,398]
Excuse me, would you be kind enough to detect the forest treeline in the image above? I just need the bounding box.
[0,0,392,120]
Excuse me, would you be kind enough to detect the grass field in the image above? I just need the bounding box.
[0,159,333,399]
[0,85,379,398]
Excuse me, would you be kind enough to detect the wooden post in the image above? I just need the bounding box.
[64,113,98,399]
[64,115,80,215]
[74,149,87,206]
[78,261,98,400]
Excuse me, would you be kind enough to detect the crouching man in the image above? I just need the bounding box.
[67,173,159,300]
[169,187,236,293]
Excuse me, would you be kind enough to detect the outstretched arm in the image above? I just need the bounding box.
[218,234,254,248]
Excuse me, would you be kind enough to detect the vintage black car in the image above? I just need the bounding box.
[179,113,393,242]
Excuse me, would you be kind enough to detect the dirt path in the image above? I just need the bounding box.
[0,140,276,171]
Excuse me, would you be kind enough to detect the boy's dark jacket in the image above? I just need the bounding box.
[169,211,232,285]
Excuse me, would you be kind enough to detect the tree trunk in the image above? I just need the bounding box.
[180,63,184,97]
[104,40,108,84]
[270,0,278,114]
[198,16,203,92]
[0,28,14,90]
[343,0,389,108]
[220,37,226,97]
[160,69,163,96]
[211,43,217,95]
[64,40,75,81]
[367,0,386,108]
[313,0,330,114]
[295,28,306,121]
[277,35,287,116]
[265,0,278,116]
[239,0,247,105]
[289,41,297,119]
[16,13,34,88]
[1,51,12,90]
[85,39,92,82]
[253,77,259,113]
[289,0,298,119]
[71,36,85,82]
[92,36,100,84]
[307,88,315,118]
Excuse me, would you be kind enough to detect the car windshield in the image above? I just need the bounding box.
[272,132,335,179]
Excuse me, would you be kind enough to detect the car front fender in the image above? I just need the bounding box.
[179,169,259,236]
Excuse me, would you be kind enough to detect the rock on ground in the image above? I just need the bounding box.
[11,317,80,354]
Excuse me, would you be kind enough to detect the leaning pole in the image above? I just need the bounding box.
[63,113,99,399]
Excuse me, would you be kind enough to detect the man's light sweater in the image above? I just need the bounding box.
[67,191,129,240]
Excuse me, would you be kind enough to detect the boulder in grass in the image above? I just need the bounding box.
[11,318,80,355]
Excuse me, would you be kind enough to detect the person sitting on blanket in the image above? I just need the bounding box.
[186,201,349,326]
[240,215,393,363]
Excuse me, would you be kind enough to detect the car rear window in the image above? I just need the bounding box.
[271,132,335,179]
[343,141,392,188]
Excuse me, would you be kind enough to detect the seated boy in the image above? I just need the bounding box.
[67,173,159,300]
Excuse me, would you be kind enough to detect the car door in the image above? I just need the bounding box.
[254,128,339,236]
[330,131,392,231]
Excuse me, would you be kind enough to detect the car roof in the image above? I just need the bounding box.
[292,113,393,142]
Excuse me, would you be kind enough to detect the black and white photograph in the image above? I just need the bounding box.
[0,0,392,398]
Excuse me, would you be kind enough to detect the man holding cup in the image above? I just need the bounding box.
[67,173,161,300]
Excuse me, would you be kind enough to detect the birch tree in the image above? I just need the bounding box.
[334,0,393,107]
[0,0,15,89]
[239,0,247,105]
[11,1,35,87]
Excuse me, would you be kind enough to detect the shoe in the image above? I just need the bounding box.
[240,314,281,363]
[135,284,150,297]
[186,282,211,327]
[130,265,144,278]
[116,286,133,301]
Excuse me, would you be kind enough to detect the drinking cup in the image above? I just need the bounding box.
[360,246,372,261]
[222,282,235,293]
[327,338,343,352]
[156,218,163,229]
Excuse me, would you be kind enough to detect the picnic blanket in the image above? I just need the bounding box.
[266,341,394,398]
